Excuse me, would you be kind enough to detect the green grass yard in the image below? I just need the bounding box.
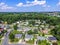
[38,40,50,45]
[58,41,60,45]
[26,39,34,44]
[11,30,23,34]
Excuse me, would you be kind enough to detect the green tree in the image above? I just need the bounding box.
[27,30,33,35]
[9,33,15,40]
[51,25,60,41]
[13,24,18,30]
[29,20,35,26]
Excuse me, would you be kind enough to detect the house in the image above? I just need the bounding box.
[45,35,53,38]
[32,27,37,30]
[50,26,55,29]
[25,35,33,41]
[48,37,57,43]
[16,21,20,24]
[15,34,22,39]
[4,25,10,30]
[41,30,48,34]
[43,21,46,24]
[21,21,29,26]
[40,25,45,28]
[0,21,3,24]
[0,28,4,33]
[35,21,41,24]
[17,27,23,31]
[23,27,31,32]
[0,21,4,27]
[24,21,29,26]
[34,23,39,26]
[37,36,46,41]
[17,27,31,32]
[0,21,4,33]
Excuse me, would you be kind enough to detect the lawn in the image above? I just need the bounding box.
[9,38,19,43]
[0,35,3,39]
[0,39,2,45]
[38,40,50,45]
[58,41,60,45]
[38,31,42,36]
[0,40,1,43]
[12,30,22,34]
[26,39,34,44]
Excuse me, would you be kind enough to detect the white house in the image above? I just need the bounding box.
[48,37,57,43]
[15,34,22,39]
[17,27,23,31]
[23,27,31,32]
[37,36,46,41]
[25,35,33,41]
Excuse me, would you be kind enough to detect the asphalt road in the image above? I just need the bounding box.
[2,32,9,45]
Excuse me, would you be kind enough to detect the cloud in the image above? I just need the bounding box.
[42,4,50,7]
[16,3,23,7]
[57,0,60,6]
[0,2,15,10]
[57,2,60,6]
[0,2,5,6]
[16,0,46,7]
[32,0,46,5]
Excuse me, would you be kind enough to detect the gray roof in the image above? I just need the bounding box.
[15,34,22,38]
[0,24,4,28]
[23,27,31,31]
[37,36,46,40]
[48,37,57,41]
[25,35,33,39]
[17,27,22,31]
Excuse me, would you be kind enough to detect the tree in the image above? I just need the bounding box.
[9,33,15,40]
[51,25,60,41]
[1,30,7,34]
[13,24,18,30]
[33,29,38,34]
[27,30,33,35]
[29,20,35,26]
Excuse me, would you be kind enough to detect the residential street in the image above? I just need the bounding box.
[2,32,9,45]
[1,29,11,45]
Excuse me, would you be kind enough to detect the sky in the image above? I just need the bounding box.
[0,0,60,12]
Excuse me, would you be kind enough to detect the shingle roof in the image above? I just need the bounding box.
[48,37,57,40]
[0,28,3,31]
[23,27,31,31]
[37,36,46,40]
[25,35,33,39]
[0,21,3,23]
[15,34,22,38]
